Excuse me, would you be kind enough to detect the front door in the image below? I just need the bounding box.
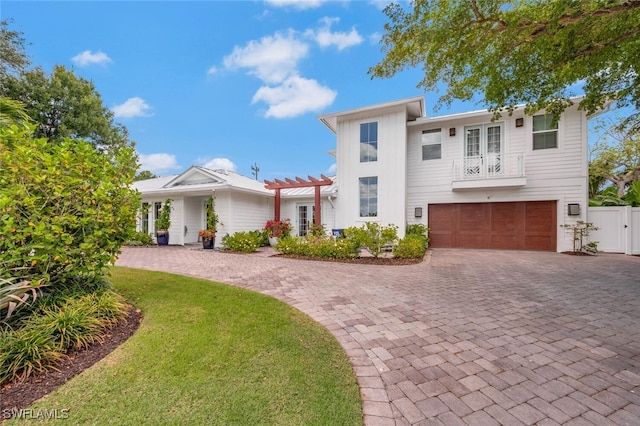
[297,203,315,236]
[464,123,503,178]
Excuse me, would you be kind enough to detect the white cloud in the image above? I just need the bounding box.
[199,157,238,171]
[326,163,336,174]
[207,66,218,76]
[138,153,180,174]
[368,0,394,10]
[223,31,308,84]
[264,0,326,10]
[112,97,152,118]
[71,50,112,66]
[308,17,363,51]
[252,75,336,118]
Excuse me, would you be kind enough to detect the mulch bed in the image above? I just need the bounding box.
[1,306,143,413]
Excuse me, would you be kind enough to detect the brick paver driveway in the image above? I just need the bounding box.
[116,247,640,425]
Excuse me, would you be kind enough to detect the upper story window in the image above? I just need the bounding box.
[422,129,442,160]
[532,114,558,150]
[360,122,378,162]
[359,176,378,217]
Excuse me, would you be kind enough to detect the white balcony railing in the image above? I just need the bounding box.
[453,153,525,181]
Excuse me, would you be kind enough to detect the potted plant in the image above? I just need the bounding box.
[199,196,219,249]
[264,218,292,247]
[156,199,172,245]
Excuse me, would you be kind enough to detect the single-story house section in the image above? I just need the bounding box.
[134,166,337,246]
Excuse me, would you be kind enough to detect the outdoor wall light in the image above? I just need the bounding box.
[568,203,581,216]
[415,207,423,218]
[515,117,524,128]
[449,127,456,137]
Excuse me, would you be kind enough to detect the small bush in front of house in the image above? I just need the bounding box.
[125,231,154,246]
[249,229,270,247]
[343,223,398,258]
[393,234,428,259]
[276,235,359,259]
[222,231,262,253]
[406,223,429,238]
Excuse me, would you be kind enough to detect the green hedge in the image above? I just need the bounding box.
[0,126,139,288]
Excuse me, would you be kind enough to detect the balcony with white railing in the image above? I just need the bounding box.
[452,153,527,190]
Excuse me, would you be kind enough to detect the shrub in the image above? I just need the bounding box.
[406,223,429,238]
[222,231,262,253]
[1,269,48,320]
[155,199,172,231]
[560,220,599,253]
[0,287,127,384]
[264,219,292,238]
[0,126,140,288]
[344,223,398,257]
[0,324,64,384]
[250,230,269,247]
[125,231,154,246]
[276,235,359,259]
[393,234,428,259]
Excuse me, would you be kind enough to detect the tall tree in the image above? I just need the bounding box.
[1,65,131,150]
[370,1,640,125]
[590,121,640,197]
[0,20,29,79]
[134,170,158,181]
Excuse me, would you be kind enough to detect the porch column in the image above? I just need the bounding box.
[274,188,281,220]
[314,186,321,225]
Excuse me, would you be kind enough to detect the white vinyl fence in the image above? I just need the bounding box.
[588,206,640,255]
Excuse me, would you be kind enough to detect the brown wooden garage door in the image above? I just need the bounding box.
[428,201,557,251]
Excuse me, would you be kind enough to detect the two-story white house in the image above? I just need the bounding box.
[319,96,591,252]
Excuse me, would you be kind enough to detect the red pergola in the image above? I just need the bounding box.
[264,175,333,225]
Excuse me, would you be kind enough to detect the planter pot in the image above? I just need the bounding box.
[202,237,215,250]
[268,236,278,247]
[157,231,169,246]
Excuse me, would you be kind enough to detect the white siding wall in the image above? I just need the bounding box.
[334,107,408,236]
[215,192,272,247]
[406,104,589,252]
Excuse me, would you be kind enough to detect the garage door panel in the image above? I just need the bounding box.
[491,235,519,250]
[428,204,454,248]
[429,201,556,251]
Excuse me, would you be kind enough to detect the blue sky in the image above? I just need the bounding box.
[2,1,615,180]
[2,0,457,180]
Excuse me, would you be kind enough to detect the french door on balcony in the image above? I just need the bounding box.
[464,123,503,178]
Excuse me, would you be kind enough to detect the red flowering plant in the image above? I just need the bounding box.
[264,219,292,238]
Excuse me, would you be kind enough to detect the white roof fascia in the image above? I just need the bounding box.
[319,96,425,133]
[409,96,591,127]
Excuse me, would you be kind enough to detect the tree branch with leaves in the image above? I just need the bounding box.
[370,1,640,126]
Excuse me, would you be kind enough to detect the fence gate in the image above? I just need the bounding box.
[588,206,640,254]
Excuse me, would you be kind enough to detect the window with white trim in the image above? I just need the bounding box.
[360,122,378,162]
[533,114,558,150]
[421,129,442,160]
[359,177,378,217]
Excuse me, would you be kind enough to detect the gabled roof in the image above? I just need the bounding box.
[318,96,425,133]
[134,166,272,196]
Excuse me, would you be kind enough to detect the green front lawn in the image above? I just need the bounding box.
[9,267,361,425]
